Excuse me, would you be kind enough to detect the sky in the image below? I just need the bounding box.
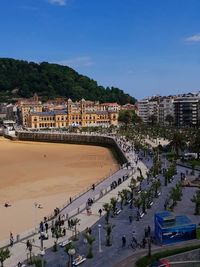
[0,0,200,99]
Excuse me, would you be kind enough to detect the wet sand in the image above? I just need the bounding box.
[0,137,118,241]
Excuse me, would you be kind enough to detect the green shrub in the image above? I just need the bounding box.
[135,244,200,267]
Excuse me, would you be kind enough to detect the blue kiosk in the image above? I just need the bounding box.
[155,211,196,245]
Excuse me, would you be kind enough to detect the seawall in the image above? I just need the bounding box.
[16,131,128,165]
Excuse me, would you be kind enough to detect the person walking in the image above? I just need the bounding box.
[122,235,126,247]
[62,227,66,236]
[98,208,102,217]
[129,214,133,224]
[45,222,49,233]
[147,225,151,237]
[10,232,14,247]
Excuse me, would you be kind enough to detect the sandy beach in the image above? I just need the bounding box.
[0,137,118,241]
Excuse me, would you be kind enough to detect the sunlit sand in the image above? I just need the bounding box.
[0,137,118,241]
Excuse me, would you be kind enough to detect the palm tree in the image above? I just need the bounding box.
[133,197,141,212]
[118,191,125,209]
[104,223,115,246]
[103,203,112,223]
[146,189,153,209]
[83,233,95,258]
[110,197,118,216]
[140,191,148,214]
[121,189,130,205]
[137,175,144,190]
[52,225,62,251]
[152,179,161,198]
[65,242,75,266]
[170,132,186,156]
[169,185,182,209]
[191,190,200,215]
[128,178,137,199]
[71,217,81,240]
[0,248,10,267]
[190,132,200,159]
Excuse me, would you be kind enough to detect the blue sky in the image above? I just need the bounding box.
[0,0,200,99]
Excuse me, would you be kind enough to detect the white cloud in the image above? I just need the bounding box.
[56,57,94,67]
[48,0,66,6]
[185,33,200,43]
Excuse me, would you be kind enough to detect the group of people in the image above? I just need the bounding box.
[122,225,152,249]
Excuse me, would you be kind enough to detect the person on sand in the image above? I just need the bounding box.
[4,202,11,208]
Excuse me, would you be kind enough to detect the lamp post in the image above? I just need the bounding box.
[98,224,102,252]
[68,248,75,267]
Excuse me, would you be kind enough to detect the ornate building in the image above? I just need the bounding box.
[18,96,119,129]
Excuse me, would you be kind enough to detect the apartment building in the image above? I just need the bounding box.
[174,93,200,126]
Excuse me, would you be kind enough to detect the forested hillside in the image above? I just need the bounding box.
[0,58,136,104]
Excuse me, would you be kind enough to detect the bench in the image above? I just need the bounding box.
[150,201,153,206]
[73,256,86,266]
[127,198,133,204]
[140,212,145,218]
[59,239,71,247]
[115,209,122,215]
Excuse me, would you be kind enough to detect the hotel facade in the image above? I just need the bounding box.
[18,95,119,129]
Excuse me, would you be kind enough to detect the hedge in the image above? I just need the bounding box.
[135,243,200,267]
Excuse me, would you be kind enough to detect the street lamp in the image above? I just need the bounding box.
[98,224,102,252]
[68,248,76,267]
[40,249,45,267]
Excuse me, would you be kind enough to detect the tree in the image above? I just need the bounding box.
[65,242,75,267]
[169,183,182,209]
[169,132,186,156]
[110,197,118,216]
[103,203,112,224]
[121,189,130,205]
[118,191,125,209]
[190,132,200,159]
[128,178,137,200]
[83,233,95,258]
[128,178,136,208]
[137,175,144,190]
[70,218,81,240]
[0,58,136,104]
[133,197,141,211]
[140,191,148,214]
[104,223,115,246]
[118,110,132,129]
[52,225,62,251]
[191,190,200,215]
[148,114,157,125]
[151,179,161,198]
[165,114,174,126]
[0,248,10,267]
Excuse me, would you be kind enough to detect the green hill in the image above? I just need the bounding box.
[0,58,136,104]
